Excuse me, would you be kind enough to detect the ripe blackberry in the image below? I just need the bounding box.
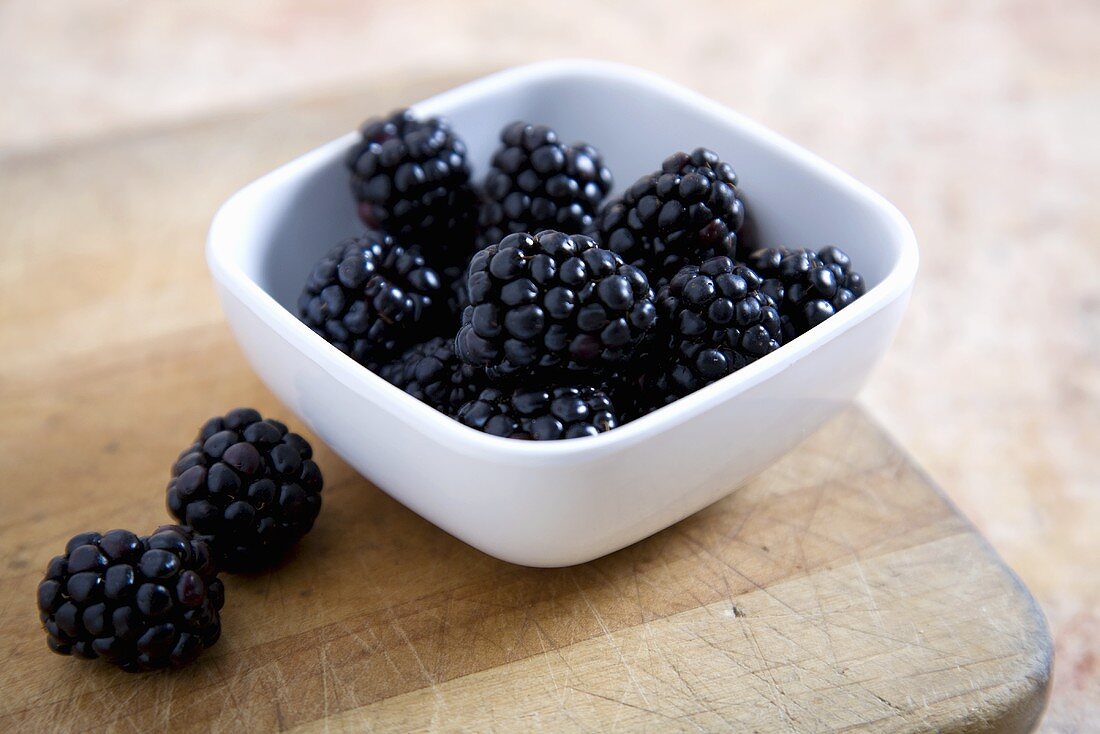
[597,148,746,285]
[477,121,613,249]
[748,246,866,340]
[167,408,323,572]
[455,385,618,440]
[298,233,443,366]
[346,108,477,251]
[379,336,486,416]
[645,257,782,405]
[455,231,657,380]
[37,525,224,672]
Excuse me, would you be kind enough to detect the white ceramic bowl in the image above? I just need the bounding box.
[207,60,918,567]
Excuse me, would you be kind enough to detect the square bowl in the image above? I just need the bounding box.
[207,60,918,567]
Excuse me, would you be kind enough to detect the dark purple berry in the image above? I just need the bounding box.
[456,231,657,380]
[298,233,445,367]
[477,121,612,249]
[636,257,783,412]
[748,246,865,340]
[167,409,324,571]
[597,148,746,285]
[346,108,478,254]
[37,526,222,671]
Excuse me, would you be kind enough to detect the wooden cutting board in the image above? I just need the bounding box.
[0,74,1051,732]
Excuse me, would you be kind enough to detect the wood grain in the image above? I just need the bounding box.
[0,80,1052,733]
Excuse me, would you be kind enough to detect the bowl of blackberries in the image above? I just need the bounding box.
[208,61,917,566]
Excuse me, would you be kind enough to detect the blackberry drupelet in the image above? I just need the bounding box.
[37,525,224,672]
[455,231,658,380]
[346,108,478,251]
[477,121,613,249]
[455,385,619,440]
[748,246,865,341]
[167,408,324,571]
[379,336,487,416]
[644,256,782,406]
[298,233,443,367]
[596,148,746,285]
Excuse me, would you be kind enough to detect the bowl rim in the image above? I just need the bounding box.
[207,59,918,462]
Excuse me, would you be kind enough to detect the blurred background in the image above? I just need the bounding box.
[2,0,1096,729]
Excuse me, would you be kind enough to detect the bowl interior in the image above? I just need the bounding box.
[233,63,908,327]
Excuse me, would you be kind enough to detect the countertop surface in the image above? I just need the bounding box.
[1,0,1097,730]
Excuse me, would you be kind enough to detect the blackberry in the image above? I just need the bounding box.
[455,385,619,440]
[597,148,746,285]
[298,233,443,366]
[378,336,486,416]
[37,525,224,672]
[167,408,324,572]
[455,231,657,380]
[346,108,477,252]
[644,257,782,406]
[748,246,866,341]
[477,121,613,249]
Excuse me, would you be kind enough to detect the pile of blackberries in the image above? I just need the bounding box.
[306,109,866,439]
